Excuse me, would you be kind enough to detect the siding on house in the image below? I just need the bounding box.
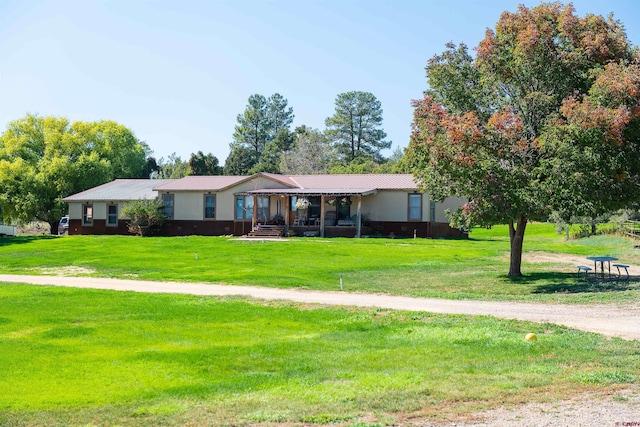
[63,174,467,238]
[154,175,296,222]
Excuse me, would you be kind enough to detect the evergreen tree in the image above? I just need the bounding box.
[325,91,391,163]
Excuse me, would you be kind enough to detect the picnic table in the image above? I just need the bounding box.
[586,256,618,279]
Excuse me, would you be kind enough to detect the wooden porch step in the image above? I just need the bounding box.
[247,225,285,238]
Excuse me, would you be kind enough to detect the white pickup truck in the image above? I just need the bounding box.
[0,224,16,236]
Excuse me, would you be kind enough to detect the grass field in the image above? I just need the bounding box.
[1,223,639,426]
[0,223,638,304]
[1,284,638,426]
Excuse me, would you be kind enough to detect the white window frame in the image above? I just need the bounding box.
[82,204,93,226]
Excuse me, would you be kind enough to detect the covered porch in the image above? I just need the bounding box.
[236,188,376,238]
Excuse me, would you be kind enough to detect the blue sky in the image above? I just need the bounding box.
[1,0,639,164]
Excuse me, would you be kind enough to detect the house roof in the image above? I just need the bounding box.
[258,173,299,187]
[63,179,172,202]
[153,175,250,191]
[151,173,302,192]
[289,174,418,191]
[63,174,421,201]
[236,174,417,196]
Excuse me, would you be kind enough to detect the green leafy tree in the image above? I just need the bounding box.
[188,151,222,176]
[327,147,407,174]
[387,147,411,174]
[0,114,148,233]
[328,157,381,174]
[156,153,190,179]
[121,198,166,236]
[325,91,391,163]
[71,120,149,178]
[407,2,640,276]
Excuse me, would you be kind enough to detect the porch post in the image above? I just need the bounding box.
[252,195,258,230]
[320,195,326,237]
[356,195,362,238]
[283,195,289,231]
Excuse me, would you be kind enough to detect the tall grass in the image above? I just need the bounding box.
[1,284,638,426]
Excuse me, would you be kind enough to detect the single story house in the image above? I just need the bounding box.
[62,173,467,238]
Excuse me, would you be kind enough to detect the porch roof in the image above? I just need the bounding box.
[239,188,378,197]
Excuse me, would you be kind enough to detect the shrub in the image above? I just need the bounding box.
[121,199,166,236]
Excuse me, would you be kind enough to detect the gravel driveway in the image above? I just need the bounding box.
[1,274,638,426]
[1,274,638,341]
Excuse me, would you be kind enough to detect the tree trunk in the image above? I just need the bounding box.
[508,215,527,277]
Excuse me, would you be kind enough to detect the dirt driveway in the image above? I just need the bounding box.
[1,274,638,341]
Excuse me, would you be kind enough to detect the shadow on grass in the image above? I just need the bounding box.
[504,272,639,294]
[0,235,58,247]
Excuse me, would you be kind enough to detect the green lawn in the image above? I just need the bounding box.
[0,223,638,304]
[1,284,638,426]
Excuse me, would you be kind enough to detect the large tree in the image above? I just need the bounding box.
[233,94,270,155]
[223,144,258,176]
[267,93,294,140]
[325,91,391,163]
[280,128,330,175]
[229,93,295,174]
[250,128,295,174]
[408,2,640,276]
[0,114,149,233]
[188,151,223,176]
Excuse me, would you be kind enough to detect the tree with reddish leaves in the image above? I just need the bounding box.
[408,2,640,276]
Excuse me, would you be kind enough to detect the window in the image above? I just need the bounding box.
[336,197,351,221]
[408,194,422,221]
[430,200,436,222]
[162,194,174,219]
[82,204,93,226]
[107,204,118,226]
[257,196,269,221]
[204,195,215,219]
[308,196,321,220]
[235,197,244,219]
[235,196,253,220]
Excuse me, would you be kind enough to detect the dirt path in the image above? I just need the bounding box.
[1,274,638,340]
